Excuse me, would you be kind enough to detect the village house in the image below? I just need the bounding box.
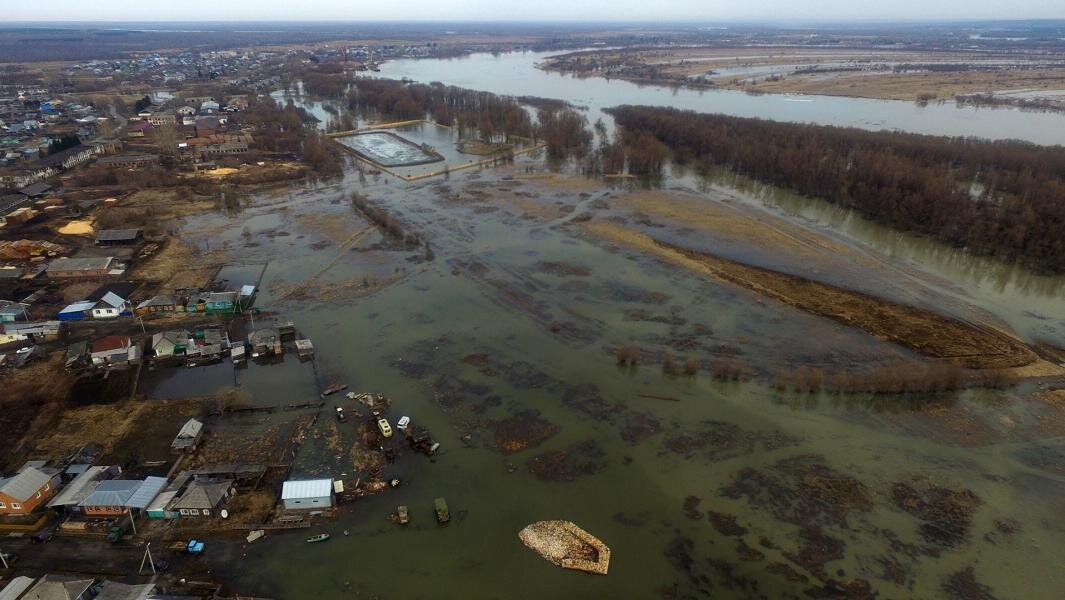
[89,335,138,366]
[77,476,166,517]
[17,574,95,600]
[90,291,131,319]
[0,300,27,322]
[177,105,196,116]
[152,329,190,358]
[94,228,143,246]
[46,465,120,515]
[248,327,282,358]
[0,466,55,515]
[45,256,117,278]
[171,418,203,452]
[281,479,335,511]
[135,294,177,316]
[172,479,233,517]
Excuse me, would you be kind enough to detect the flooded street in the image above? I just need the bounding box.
[145,56,1065,599]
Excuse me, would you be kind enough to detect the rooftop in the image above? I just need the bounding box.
[46,256,114,273]
[0,466,50,501]
[281,478,333,500]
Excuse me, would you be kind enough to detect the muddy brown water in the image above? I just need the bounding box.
[135,82,1065,598]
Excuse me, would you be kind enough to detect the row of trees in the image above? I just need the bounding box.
[346,78,594,158]
[609,105,1065,272]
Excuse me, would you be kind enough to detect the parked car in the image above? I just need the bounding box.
[31,531,54,543]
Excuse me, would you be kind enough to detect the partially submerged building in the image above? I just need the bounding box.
[281,479,334,511]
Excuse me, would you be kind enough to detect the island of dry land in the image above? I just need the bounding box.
[541,46,1065,107]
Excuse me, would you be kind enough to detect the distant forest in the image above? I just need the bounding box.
[609,106,1065,273]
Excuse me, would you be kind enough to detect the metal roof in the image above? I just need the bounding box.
[59,300,96,314]
[80,479,140,507]
[47,465,112,507]
[92,580,156,600]
[281,479,333,500]
[147,490,178,512]
[47,256,114,272]
[0,466,50,501]
[21,575,94,600]
[0,577,35,600]
[126,476,167,509]
[96,291,126,309]
[94,228,141,242]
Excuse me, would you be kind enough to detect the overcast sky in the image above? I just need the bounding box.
[6,0,1064,22]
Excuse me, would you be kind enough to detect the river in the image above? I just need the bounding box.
[376,50,1065,146]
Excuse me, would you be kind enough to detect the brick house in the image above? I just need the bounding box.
[0,467,55,515]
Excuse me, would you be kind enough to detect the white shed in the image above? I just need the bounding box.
[281,479,334,511]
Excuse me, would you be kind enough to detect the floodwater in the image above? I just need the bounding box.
[336,131,441,167]
[143,55,1065,599]
[376,50,1065,146]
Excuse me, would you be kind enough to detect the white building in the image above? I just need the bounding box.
[280,479,334,511]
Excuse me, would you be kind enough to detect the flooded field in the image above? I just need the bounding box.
[135,55,1065,599]
[336,131,443,167]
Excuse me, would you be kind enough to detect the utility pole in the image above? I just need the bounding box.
[0,549,8,569]
[139,542,156,574]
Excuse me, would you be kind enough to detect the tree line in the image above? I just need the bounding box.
[346,78,592,158]
[608,105,1065,272]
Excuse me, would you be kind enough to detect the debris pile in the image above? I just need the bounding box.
[518,520,611,575]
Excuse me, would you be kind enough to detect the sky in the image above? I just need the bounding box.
[4,0,1064,22]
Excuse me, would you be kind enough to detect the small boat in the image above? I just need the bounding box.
[397,416,410,431]
[377,417,393,438]
[335,407,347,422]
[434,497,450,524]
[306,533,330,543]
[395,505,410,525]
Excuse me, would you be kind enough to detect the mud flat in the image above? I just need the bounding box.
[585,221,1035,369]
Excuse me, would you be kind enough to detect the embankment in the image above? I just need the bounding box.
[585,221,1036,369]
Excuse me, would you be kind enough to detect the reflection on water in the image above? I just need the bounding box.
[681,167,1065,345]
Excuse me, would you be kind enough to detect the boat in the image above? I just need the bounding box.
[518,521,611,575]
[306,533,330,543]
[335,407,347,422]
[377,417,393,438]
[434,497,450,524]
[397,416,410,430]
[395,505,410,525]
